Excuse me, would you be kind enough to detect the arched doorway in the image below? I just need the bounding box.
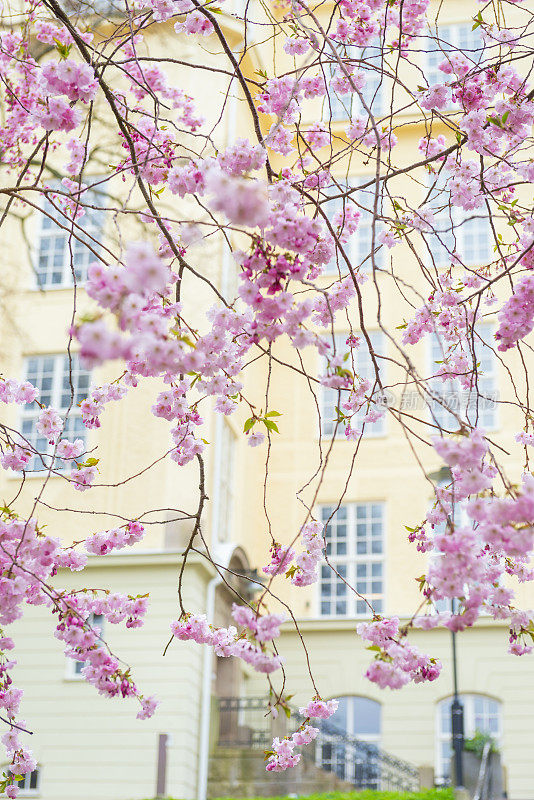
[436,694,502,784]
[317,696,382,788]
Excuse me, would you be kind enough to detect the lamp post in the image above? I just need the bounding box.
[427,466,465,788]
[450,598,464,788]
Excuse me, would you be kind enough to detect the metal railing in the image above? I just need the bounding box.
[217,697,272,748]
[216,697,420,791]
[474,741,492,800]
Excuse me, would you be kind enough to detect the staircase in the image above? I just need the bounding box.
[208,697,420,798]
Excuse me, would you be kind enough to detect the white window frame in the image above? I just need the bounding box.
[317,502,385,618]
[66,0,119,13]
[320,331,386,438]
[8,767,41,797]
[322,176,385,276]
[323,43,385,123]
[423,173,492,269]
[435,694,502,785]
[19,354,91,473]
[428,492,471,615]
[428,323,498,432]
[64,612,105,680]
[216,420,236,543]
[429,487,501,618]
[30,187,105,290]
[424,23,483,89]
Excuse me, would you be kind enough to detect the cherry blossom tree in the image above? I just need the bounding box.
[1,0,534,789]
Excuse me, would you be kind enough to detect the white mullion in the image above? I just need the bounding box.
[379,502,385,613]
[456,210,465,264]
[52,355,62,413]
[349,504,357,617]
[353,503,361,618]
[64,353,76,413]
[465,696,473,738]
[336,510,344,616]
[36,208,47,288]
[51,355,63,457]
[62,220,74,286]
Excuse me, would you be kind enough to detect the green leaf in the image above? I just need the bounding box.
[178,335,195,348]
[265,410,281,417]
[472,11,483,29]
[262,418,279,433]
[84,458,99,467]
[54,39,72,59]
[243,417,256,433]
[285,565,297,579]
[283,705,291,719]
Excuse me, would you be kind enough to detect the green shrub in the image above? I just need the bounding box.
[211,790,454,800]
[142,790,455,800]
[464,730,498,757]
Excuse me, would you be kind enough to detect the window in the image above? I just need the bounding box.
[9,768,40,796]
[215,421,236,542]
[428,493,471,614]
[64,0,120,16]
[322,191,345,274]
[351,176,385,271]
[68,613,104,677]
[20,354,90,471]
[324,43,384,122]
[318,696,381,788]
[429,484,498,616]
[321,332,385,437]
[35,189,104,288]
[319,503,384,617]
[428,323,497,431]
[425,24,483,88]
[322,178,384,275]
[424,173,491,268]
[436,694,501,785]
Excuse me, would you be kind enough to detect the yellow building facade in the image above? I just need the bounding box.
[1,0,534,798]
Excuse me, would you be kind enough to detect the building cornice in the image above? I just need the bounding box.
[64,549,217,579]
[282,616,510,633]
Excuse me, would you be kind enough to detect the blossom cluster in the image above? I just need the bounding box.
[262,521,325,587]
[84,521,146,556]
[170,610,284,674]
[357,617,441,689]
[0,510,155,792]
[265,699,337,772]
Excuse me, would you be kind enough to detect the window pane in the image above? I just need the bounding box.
[321,332,385,437]
[36,189,105,288]
[319,503,384,618]
[20,355,90,471]
[352,697,381,736]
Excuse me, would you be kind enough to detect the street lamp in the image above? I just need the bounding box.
[450,601,465,788]
[427,467,465,788]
